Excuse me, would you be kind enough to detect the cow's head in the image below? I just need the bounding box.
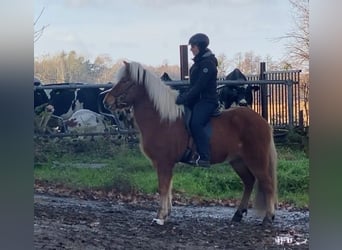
[34,78,50,108]
[48,85,77,119]
[218,84,260,109]
[218,68,260,109]
[236,84,260,107]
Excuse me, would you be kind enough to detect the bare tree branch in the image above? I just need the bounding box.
[276,0,309,70]
[34,7,49,43]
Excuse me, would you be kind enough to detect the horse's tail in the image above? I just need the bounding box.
[254,126,278,215]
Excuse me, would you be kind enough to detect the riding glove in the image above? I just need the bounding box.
[176,93,187,105]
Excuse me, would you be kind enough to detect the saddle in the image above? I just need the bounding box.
[179,106,221,164]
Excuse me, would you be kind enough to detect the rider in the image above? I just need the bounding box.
[176,33,219,168]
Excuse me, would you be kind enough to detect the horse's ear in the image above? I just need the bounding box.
[123,61,130,76]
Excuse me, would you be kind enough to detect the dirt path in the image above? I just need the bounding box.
[34,194,309,249]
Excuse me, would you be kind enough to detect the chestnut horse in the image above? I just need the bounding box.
[103,61,278,226]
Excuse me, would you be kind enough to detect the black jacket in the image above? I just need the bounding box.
[176,49,218,108]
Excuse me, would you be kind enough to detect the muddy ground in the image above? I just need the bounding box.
[34,184,309,250]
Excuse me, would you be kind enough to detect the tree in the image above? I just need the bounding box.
[216,53,230,79]
[35,51,90,83]
[230,51,261,75]
[93,54,116,83]
[280,0,309,70]
[34,7,49,43]
[277,0,309,126]
[34,52,121,83]
[263,55,283,71]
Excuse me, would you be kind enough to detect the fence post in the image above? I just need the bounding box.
[259,62,268,121]
[179,45,189,80]
[287,80,294,129]
[299,110,304,130]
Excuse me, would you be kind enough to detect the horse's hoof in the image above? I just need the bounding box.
[262,215,274,226]
[231,209,247,222]
[151,218,165,225]
[231,214,242,222]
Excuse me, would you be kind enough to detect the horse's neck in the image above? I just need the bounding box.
[133,96,162,133]
[132,90,181,139]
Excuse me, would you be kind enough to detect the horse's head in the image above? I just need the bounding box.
[103,60,183,122]
[102,61,142,112]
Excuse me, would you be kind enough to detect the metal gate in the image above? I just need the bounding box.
[246,66,302,129]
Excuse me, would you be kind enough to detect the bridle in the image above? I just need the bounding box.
[112,81,135,98]
[114,68,147,105]
[106,81,135,109]
[102,68,146,109]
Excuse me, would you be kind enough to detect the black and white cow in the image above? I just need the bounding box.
[47,83,80,120]
[64,109,107,137]
[46,83,113,117]
[46,83,136,133]
[75,87,106,113]
[218,68,260,109]
[34,78,55,133]
[34,79,135,133]
[75,86,136,131]
[34,78,50,108]
[46,84,108,133]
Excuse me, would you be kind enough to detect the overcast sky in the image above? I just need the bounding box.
[34,0,293,66]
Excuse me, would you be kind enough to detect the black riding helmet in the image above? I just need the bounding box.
[188,33,209,51]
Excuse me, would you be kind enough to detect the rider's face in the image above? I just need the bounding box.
[190,44,199,56]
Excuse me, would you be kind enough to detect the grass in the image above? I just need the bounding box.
[34,137,309,208]
[276,147,309,207]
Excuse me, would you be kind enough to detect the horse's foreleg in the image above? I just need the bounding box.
[152,163,173,225]
[231,161,255,222]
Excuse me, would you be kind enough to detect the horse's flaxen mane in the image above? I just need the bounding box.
[115,61,184,122]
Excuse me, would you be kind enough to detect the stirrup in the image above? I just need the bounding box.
[193,154,201,165]
[187,154,200,165]
[188,155,210,168]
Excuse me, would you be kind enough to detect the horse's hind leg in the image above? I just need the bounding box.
[152,161,173,225]
[254,176,276,226]
[230,160,255,222]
